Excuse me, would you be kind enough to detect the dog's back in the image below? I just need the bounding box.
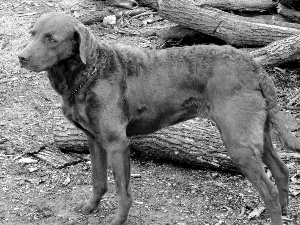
[107,44,262,136]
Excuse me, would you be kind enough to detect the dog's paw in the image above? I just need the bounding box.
[103,215,127,225]
[105,215,114,224]
[74,202,98,215]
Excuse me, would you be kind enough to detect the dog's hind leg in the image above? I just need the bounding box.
[210,93,283,225]
[262,121,289,215]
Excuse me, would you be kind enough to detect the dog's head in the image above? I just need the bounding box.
[18,12,95,72]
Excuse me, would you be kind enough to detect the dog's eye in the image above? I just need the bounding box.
[45,34,57,43]
[48,37,57,43]
[49,37,57,42]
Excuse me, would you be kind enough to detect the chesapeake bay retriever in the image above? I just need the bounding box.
[18,12,300,225]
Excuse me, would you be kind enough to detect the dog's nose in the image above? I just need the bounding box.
[18,54,28,63]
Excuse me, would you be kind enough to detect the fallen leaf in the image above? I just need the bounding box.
[103,15,117,26]
[291,172,300,184]
[25,178,43,184]
[62,176,71,186]
[248,206,265,220]
[45,2,53,7]
[18,157,38,164]
[28,167,38,172]
[131,173,141,178]
[290,184,300,197]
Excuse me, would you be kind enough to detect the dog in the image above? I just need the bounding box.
[18,12,300,225]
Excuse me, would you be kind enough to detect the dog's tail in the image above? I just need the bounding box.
[259,68,300,152]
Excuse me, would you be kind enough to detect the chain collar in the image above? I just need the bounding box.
[68,67,98,98]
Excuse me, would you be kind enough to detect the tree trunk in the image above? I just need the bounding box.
[196,0,277,11]
[250,33,300,66]
[41,110,300,172]
[279,0,300,10]
[50,112,240,172]
[157,0,300,46]
[148,24,300,66]
[153,25,226,48]
[138,0,158,10]
[277,3,300,23]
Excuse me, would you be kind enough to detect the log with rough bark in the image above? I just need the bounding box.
[45,108,300,172]
[80,14,107,25]
[157,0,300,46]
[144,0,300,64]
[196,0,277,11]
[138,0,158,10]
[153,25,226,48]
[138,0,300,29]
[250,33,300,66]
[74,0,300,65]
[277,3,300,23]
[50,111,240,172]
[148,25,300,66]
[279,0,300,10]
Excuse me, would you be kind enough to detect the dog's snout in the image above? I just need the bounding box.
[18,54,28,63]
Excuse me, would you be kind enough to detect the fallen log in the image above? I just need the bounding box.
[279,0,300,10]
[153,25,226,48]
[250,33,300,66]
[138,0,158,10]
[107,0,138,9]
[147,25,300,66]
[73,0,300,65]
[138,0,297,28]
[51,111,240,172]
[44,106,300,173]
[157,0,300,46]
[236,13,292,24]
[80,14,107,25]
[196,0,277,12]
[277,3,300,23]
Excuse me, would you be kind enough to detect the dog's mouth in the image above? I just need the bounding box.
[19,61,45,72]
[19,61,33,70]
[19,61,27,69]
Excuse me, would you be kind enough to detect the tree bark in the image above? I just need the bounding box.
[157,0,300,46]
[250,33,300,66]
[279,0,300,10]
[277,3,300,23]
[139,0,300,65]
[196,0,277,12]
[148,25,300,66]
[45,110,300,172]
[50,111,240,172]
[138,0,300,29]
[80,14,107,25]
[153,25,226,48]
[138,0,159,10]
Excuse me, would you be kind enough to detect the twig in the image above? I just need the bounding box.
[130,11,158,20]
[120,10,158,28]
[114,26,140,36]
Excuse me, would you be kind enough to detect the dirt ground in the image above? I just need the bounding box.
[1,0,300,224]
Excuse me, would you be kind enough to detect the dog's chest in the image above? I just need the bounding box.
[62,99,90,132]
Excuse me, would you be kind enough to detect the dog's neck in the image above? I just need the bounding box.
[47,55,86,99]
[47,45,106,100]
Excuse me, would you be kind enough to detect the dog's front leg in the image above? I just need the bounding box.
[76,135,108,214]
[106,137,132,225]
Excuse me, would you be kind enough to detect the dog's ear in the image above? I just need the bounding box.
[74,23,94,64]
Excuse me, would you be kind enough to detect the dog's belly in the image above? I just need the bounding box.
[126,97,208,136]
[126,110,196,136]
